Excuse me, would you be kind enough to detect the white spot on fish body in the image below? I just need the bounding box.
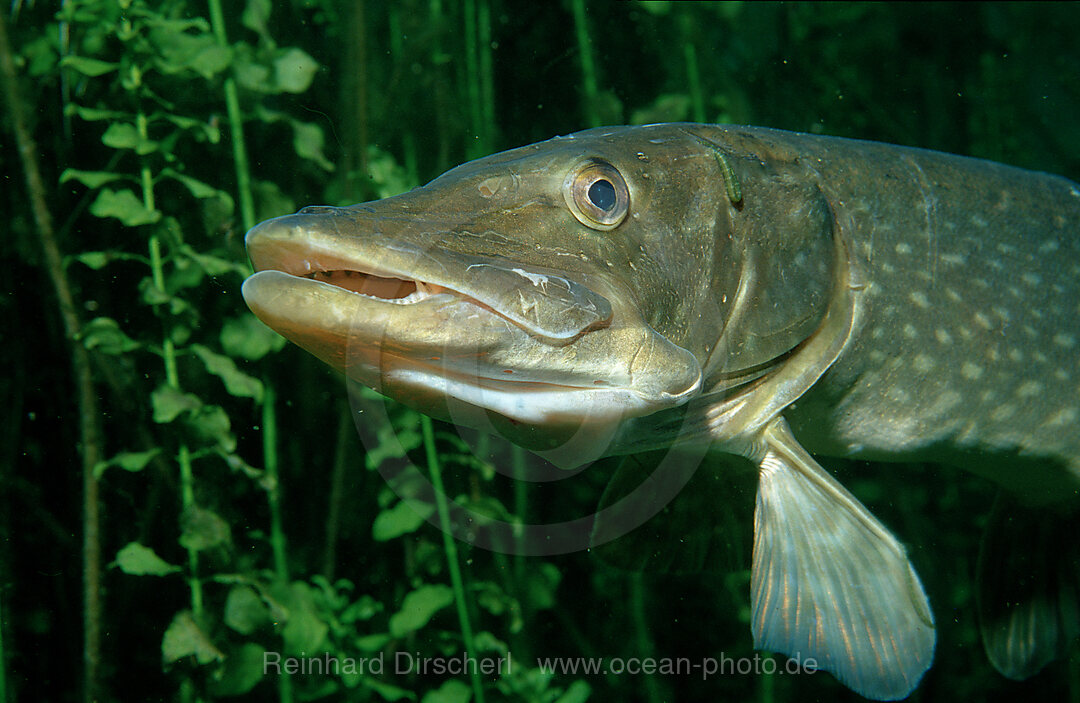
[971,215,988,227]
[991,404,1017,422]
[913,355,935,372]
[1038,239,1060,254]
[1008,348,1024,362]
[940,253,966,266]
[935,328,952,345]
[909,291,930,309]
[1047,407,1079,427]
[1021,272,1041,287]
[973,312,994,330]
[961,362,983,380]
[895,242,913,255]
[903,323,919,339]
[1016,380,1042,399]
[945,288,963,303]
[1053,333,1076,349]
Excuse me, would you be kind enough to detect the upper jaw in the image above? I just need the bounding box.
[243,209,613,344]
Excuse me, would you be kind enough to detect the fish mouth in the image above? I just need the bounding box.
[243,210,613,345]
[241,209,702,459]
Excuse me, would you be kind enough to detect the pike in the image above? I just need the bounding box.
[242,124,1080,699]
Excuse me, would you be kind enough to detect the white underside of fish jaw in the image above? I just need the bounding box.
[387,366,657,466]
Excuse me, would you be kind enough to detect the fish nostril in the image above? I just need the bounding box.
[298,205,337,215]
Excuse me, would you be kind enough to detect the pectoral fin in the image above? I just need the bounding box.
[977,490,1080,680]
[751,418,935,700]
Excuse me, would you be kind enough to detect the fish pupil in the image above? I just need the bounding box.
[588,179,617,211]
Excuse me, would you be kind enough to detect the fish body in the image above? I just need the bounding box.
[243,124,1080,699]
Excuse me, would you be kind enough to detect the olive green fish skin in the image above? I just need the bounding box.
[719,127,1080,504]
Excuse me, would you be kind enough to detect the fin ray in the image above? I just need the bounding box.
[977,491,1080,679]
[751,418,934,700]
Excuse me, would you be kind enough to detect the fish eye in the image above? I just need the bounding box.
[563,160,629,230]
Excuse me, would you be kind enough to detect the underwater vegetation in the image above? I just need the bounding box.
[1,1,1078,702]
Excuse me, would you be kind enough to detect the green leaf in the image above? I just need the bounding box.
[74,251,110,269]
[180,506,232,552]
[421,679,471,703]
[291,119,335,171]
[151,28,232,79]
[182,246,249,278]
[60,55,119,76]
[388,584,454,638]
[220,314,287,361]
[152,385,202,423]
[66,104,127,122]
[365,146,414,198]
[158,112,221,143]
[224,586,270,635]
[242,0,273,36]
[366,415,422,470]
[90,189,161,226]
[187,405,236,453]
[68,251,146,269]
[23,35,59,76]
[191,344,264,401]
[274,582,330,655]
[80,317,140,354]
[354,633,391,653]
[372,500,435,541]
[114,542,180,576]
[101,123,147,152]
[273,47,319,93]
[234,55,273,93]
[365,678,416,701]
[95,448,161,478]
[139,276,172,306]
[160,168,217,199]
[162,610,224,664]
[60,169,125,189]
[341,595,382,624]
[554,680,591,703]
[209,642,266,696]
[525,562,562,611]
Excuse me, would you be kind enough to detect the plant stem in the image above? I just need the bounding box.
[141,109,204,617]
[630,575,663,703]
[571,0,601,127]
[512,445,527,582]
[207,0,255,230]
[0,12,106,702]
[207,4,292,701]
[421,416,485,703]
[463,0,484,158]
[680,10,706,123]
[322,406,353,579]
[478,0,495,151]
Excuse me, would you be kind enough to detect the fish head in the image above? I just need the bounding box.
[242,124,836,464]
